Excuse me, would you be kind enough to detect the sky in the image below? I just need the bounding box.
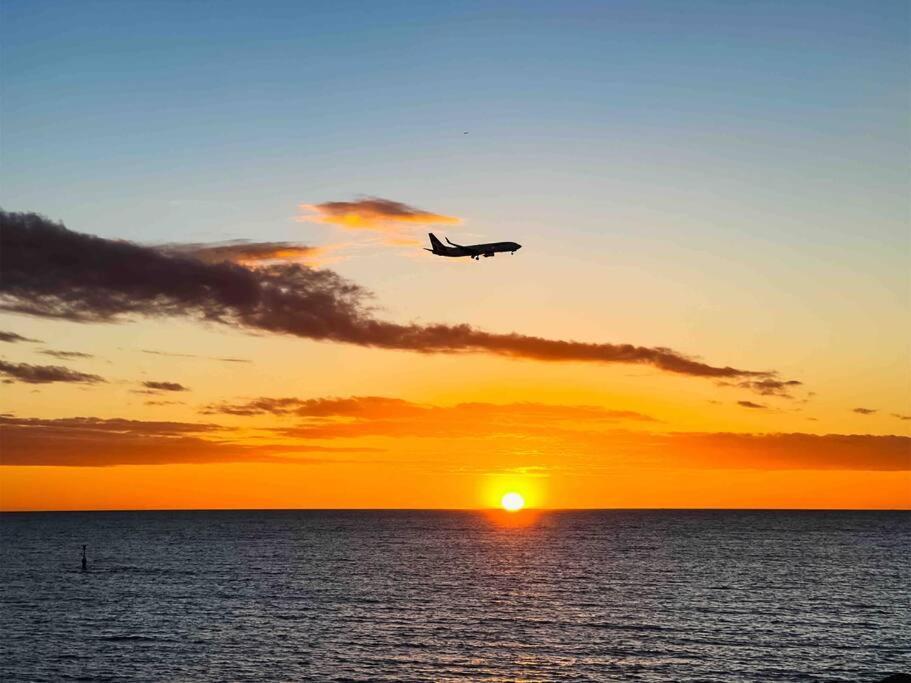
[1,0,909,510]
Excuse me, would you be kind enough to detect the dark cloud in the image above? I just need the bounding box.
[0,415,381,466]
[728,378,803,398]
[853,407,877,415]
[0,211,786,384]
[0,360,104,384]
[40,350,94,360]
[3,416,219,434]
[163,241,327,266]
[0,331,40,344]
[892,413,911,421]
[737,400,767,409]
[143,381,189,392]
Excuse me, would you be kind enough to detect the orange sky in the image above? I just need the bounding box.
[1,300,908,510]
[2,459,908,512]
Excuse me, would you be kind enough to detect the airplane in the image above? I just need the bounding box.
[425,233,522,260]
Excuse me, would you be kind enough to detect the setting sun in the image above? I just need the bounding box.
[501,492,525,512]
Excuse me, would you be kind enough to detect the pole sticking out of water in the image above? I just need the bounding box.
[81,544,87,572]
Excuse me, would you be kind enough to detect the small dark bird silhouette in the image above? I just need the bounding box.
[463,131,469,134]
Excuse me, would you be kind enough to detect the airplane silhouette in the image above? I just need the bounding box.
[425,233,522,260]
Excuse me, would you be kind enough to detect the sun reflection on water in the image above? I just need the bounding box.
[483,507,543,529]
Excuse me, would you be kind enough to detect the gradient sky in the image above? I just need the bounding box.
[1,0,909,510]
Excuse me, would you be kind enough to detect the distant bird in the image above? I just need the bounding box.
[463,131,469,134]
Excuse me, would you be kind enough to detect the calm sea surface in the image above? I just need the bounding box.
[1,510,908,682]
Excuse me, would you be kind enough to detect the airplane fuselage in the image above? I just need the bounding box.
[426,234,522,259]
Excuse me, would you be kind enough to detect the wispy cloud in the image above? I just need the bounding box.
[298,197,460,231]
[40,350,94,360]
[138,349,251,363]
[0,331,40,344]
[207,395,655,421]
[162,240,336,267]
[0,359,105,384]
[0,211,791,385]
[737,400,767,409]
[142,381,189,392]
[853,407,877,415]
[205,396,656,439]
[297,197,461,247]
[726,378,803,398]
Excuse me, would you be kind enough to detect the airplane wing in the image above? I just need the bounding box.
[446,237,480,254]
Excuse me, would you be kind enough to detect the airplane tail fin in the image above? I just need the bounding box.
[428,233,445,253]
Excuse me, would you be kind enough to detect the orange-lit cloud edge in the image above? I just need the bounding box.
[296,196,462,246]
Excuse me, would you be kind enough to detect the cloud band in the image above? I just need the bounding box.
[0,211,783,383]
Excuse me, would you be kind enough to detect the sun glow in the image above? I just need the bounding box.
[500,492,525,512]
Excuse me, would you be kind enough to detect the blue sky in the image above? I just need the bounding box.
[2,0,908,385]
[3,1,906,239]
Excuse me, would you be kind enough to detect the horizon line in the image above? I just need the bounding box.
[2,506,909,514]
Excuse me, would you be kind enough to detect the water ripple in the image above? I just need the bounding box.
[1,510,909,682]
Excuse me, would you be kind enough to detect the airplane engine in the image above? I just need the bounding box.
[483,252,495,258]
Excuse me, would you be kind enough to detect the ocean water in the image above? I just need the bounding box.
[0,510,908,682]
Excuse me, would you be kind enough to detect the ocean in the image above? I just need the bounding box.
[1,510,908,682]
